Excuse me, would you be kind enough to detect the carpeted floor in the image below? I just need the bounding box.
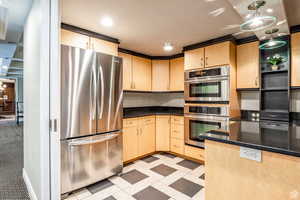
[0,121,29,200]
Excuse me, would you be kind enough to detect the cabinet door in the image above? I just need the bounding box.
[152,60,170,91]
[155,116,170,151]
[185,145,205,161]
[90,37,118,56]
[138,117,156,155]
[119,52,132,90]
[61,29,90,49]
[170,57,184,91]
[184,48,205,70]
[170,138,184,154]
[292,33,300,87]
[237,42,259,89]
[123,126,139,162]
[132,56,152,91]
[205,42,230,68]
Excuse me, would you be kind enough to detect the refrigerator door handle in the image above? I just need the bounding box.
[68,133,119,146]
[97,66,104,120]
[91,66,97,121]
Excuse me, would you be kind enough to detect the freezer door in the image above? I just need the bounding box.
[61,131,123,194]
[61,45,97,139]
[96,54,123,133]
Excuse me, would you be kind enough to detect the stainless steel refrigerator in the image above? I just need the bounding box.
[60,45,123,194]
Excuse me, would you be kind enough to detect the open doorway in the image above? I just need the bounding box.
[0,0,30,199]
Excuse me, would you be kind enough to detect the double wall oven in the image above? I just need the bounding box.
[184,66,230,148]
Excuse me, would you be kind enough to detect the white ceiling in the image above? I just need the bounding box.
[62,0,244,56]
[0,0,32,43]
[284,0,300,26]
[62,0,300,56]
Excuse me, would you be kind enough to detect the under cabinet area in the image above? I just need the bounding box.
[237,41,260,89]
[60,29,118,55]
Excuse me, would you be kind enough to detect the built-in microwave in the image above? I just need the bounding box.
[184,66,230,102]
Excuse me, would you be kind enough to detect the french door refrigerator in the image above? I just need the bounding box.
[60,45,123,194]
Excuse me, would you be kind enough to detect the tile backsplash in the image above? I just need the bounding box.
[123,92,184,108]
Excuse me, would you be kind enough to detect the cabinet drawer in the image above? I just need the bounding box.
[123,118,138,128]
[141,116,156,125]
[171,116,184,125]
[185,145,205,161]
[170,138,184,155]
[171,124,184,139]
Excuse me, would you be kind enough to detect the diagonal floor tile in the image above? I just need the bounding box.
[169,178,203,198]
[176,159,201,170]
[151,164,177,177]
[120,169,149,184]
[103,195,117,200]
[160,152,176,159]
[199,173,205,180]
[142,155,160,163]
[133,186,170,200]
[87,179,114,194]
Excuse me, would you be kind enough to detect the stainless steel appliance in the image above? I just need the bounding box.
[184,104,229,148]
[60,45,123,194]
[184,66,230,102]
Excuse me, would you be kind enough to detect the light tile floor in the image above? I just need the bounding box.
[64,153,205,200]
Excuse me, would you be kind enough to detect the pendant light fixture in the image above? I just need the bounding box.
[240,0,276,32]
[259,28,287,50]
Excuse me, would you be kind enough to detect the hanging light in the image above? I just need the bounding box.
[259,28,287,50]
[240,1,276,32]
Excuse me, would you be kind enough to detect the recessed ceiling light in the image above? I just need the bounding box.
[266,8,273,13]
[101,16,113,27]
[163,43,173,51]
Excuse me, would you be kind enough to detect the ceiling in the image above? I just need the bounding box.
[62,0,300,56]
[0,0,32,78]
[62,0,244,56]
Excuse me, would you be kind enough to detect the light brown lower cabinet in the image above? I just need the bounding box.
[170,116,185,155]
[123,116,155,162]
[184,145,205,161]
[156,115,170,151]
[123,115,204,162]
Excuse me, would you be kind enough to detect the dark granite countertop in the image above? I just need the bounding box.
[123,106,183,118]
[199,120,300,158]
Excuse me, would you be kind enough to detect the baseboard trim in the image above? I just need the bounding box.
[23,168,38,200]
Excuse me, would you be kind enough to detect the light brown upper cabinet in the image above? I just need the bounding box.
[170,57,184,91]
[204,41,232,68]
[61,29,90,49]
[152,60,170,91]
[292,32,300,87]
[61,29,118,56]
[119,52,132,90]
[184,48,205,70]
[90,37,118,56]
[156,115,170,151]
[132,56,152,91]
[237,41,260,89]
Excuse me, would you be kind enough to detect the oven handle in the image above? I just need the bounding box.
[184,114,229,122]
[185,76,228,83]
